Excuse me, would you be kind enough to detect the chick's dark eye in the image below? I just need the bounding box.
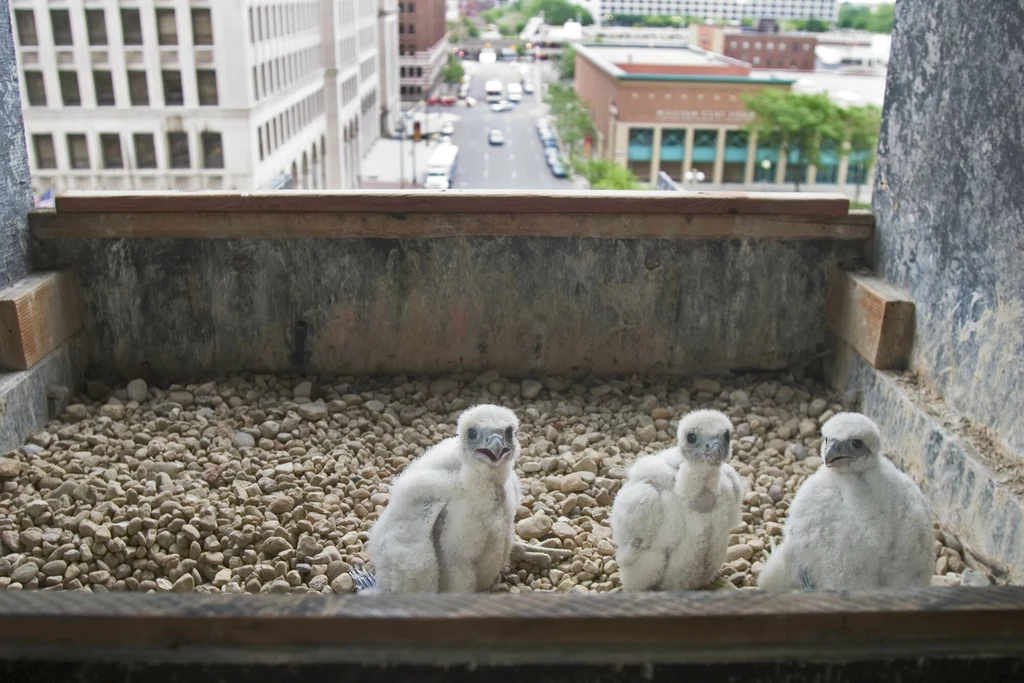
[505,426,514,441]
[851,439,864,449]
[723,431,730,442]
[686,432,697,444]
[468,428,478,440]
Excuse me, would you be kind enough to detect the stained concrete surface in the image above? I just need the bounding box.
[873,0,1024,456]
[33,236,861,382]
[0,1,32,288]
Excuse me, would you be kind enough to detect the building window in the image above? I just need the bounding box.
[399,24,404,34]
[50,10,73,46]
[409,23,415,33]
[767,42,774,50]
[24,71,46,106]
[67,134,90,169]
[134,133,158,168]
[128,71,149,106]
[722,130,749,183]
[197,70,218,105]
[192,9,213,45]
[754,42,762,49]
[659,129,687,181]
[201,132,224,169]
[409,1,415,9]
[33,135,56,169]
[167,132,190,168]
[803,43,812,51]
[121,9,143,45]
[753,56,760,65]
[816,140,839,184]
[100,134,123,169]
[691,129,718,181]
[742,41,749,49]
[156,9,178,46]
[626,127,654,182]
[93,70,115,106]
[59,71,81,106]
[86,9,108,46]
[14,10,38,46]
[162,70,184,106]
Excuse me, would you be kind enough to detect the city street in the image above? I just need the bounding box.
[438,59,574,191]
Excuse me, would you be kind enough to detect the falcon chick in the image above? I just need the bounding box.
[757,412,933,591]
[612,409,744,591]
[353,404,522,593]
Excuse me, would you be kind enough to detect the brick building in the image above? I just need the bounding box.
[693,24,818,72]
[574,43,873,190]
[398,0,447,100]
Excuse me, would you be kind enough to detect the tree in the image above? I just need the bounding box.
[544,83,596,155]
[573,159,641,189]
[442,55,465,85]
[743,90,843,191]
[840,104,881,202]
[533,0,594,25]
[838,2,894,33]
[558,45,576,81]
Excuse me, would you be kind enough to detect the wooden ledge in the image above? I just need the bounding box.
[52,190,851,216]
[30,209,873,241]
[0,587,1021,664]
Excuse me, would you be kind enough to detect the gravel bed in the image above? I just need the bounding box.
[0,372,993,594]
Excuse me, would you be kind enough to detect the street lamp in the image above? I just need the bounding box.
[684,170,706,184]
[760,158,772,183]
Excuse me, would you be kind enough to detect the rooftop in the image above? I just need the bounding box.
[574,43,795,84]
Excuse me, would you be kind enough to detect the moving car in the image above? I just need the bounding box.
[440,121,455,136]
[423,142,459,190]
[490,101,513,113]
[487,129,505,145]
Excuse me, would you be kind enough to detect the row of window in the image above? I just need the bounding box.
[397,2,417,11]
[359,56,377,82]
[251,46,322,101]
[400,85,426,95]
[341,75,358,106]
[729,40,813,52]
[398,24,416,35]
[256,89,326,162]
[248,2,320,43]
[32,131,223,172]
[23,68,217,108]
[14,7,212,49]
[400,66,425,78]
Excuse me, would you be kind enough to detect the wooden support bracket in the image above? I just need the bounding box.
[0,270,85,371]
[827,268,914,370]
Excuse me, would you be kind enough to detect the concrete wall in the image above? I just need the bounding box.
[0,0,32,288]
[872,0,1024,456]
[33,235,861,383]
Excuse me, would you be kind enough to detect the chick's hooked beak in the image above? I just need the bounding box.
[703,438,727,465]
[823,439,847,467]
[475,430,512,465]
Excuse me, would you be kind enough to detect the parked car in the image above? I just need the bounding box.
[440,121,455,136]
[490,101,514,113]
[523,82,535,94]
[465,96,477,107]
[487,129,505,145]
[440,95,457,106]
[544,147,560,166]
[541,133,559,149]
[549,159,568,177]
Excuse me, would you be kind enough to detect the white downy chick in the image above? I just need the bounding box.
[612,409,744,591]
[758,412,933,591]
[354,404,521,593]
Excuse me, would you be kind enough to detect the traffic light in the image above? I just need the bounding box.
[413,121,422,142]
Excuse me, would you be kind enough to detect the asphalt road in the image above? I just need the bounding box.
[441,59,574,191]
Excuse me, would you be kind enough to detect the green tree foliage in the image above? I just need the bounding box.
[464,17,480,38]
[784,18,832,31]
[743,90,843,191]
[605,14,699,27]
[558,45,576,80]
[528,0,594,25]
[544,83,596,155]
[573,158,641,189]
[743,90,881,191]
[441,55,465,84]
[838,2,894,33]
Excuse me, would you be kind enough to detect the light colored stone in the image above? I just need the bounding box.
[298,399,327,421]
[521,379,543,399]
[0,458,20,478]
[169,391,195,407]
[560,472,588,494]
[516,514,552,540]
[294,381,313,399]
[726,544,753,562]
[365,399,385,413]
[233,431,256,448]
[638,424,658,443]
[694,378,721,394]
[331,573,355,593]
[127,379,149,403]
[960,569,992,587]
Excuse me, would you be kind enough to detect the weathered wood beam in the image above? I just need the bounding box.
[0,270,85,371]
[30,210,874,241]
[0,588,1021,665]
[827,268,914,369]
[52,190,851,216]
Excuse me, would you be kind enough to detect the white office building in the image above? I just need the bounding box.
[9,0,394,195]
[594,0,838,23]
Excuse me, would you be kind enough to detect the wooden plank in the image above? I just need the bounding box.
[30,210,873,241]
[827,268,914,370]
[52,190,851,217]
[0,588,1021,662]
[0,270,85,371]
